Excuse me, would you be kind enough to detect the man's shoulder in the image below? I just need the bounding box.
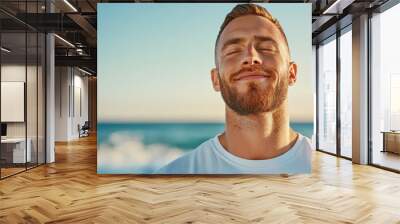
[294,134,313,173]
[154,137,216,174]
[299,135,315,152]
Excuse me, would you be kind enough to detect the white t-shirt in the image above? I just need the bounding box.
[156,133,313,174]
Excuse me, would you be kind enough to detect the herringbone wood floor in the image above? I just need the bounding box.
[1,134,400,224]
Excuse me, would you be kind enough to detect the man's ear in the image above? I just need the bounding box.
[211,68,221,92]
[288,62,297,86]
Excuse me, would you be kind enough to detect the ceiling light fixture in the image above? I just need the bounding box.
[323,0,343,14]
[322,0,354,15]
[78,67,93,76]
[1,47,11,53]
[63,0,78,12]
[54,34,75,48]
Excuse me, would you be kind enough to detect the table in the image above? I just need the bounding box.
[1,138,32,163]
[381,131,400,154]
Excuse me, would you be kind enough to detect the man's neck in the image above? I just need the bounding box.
[219,103,298,160]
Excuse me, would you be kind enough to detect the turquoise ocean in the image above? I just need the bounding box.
[97,122,313,174]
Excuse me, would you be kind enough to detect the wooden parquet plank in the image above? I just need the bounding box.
[0,134,400,223]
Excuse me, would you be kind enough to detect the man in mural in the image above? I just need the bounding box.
[157,3,313,174]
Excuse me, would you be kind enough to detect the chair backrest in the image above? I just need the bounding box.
[82,121,90,129]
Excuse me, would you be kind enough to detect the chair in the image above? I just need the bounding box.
[79,121,90,138]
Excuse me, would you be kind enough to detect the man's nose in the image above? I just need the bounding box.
[241,45,262,66]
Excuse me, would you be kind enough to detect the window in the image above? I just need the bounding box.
[371,3,400,171]
[317,36,337,155]
[339,28,352,158]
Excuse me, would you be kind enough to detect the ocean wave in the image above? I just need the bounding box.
[98,132,184,173]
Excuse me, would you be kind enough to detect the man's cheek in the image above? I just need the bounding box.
[218,70,230,83]
[261,56,281,67]
[224,57,241,66]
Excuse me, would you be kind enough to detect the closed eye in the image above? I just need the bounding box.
[225,50,241,56]
[258,48,276,52]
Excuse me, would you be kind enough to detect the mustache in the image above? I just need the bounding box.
[229,65,272,82]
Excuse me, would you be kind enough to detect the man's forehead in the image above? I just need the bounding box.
[218,15,281,47]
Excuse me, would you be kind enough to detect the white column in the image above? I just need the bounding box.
[46,33,55,163]
[352,14,369,164]
[46,1,55,163]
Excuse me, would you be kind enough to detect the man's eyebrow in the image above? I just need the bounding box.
[221,37,246,52]
[254,36,279,46]
[221,36,279,52]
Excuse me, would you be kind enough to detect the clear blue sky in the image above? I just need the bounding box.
[98,3,313,123]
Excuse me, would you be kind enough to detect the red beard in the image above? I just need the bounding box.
[218,70,288,116]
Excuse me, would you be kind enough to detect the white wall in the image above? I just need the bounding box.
[55,67,89,141]
[1,65,39,137]
[1,82,25,122]
[55,66,70,141]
